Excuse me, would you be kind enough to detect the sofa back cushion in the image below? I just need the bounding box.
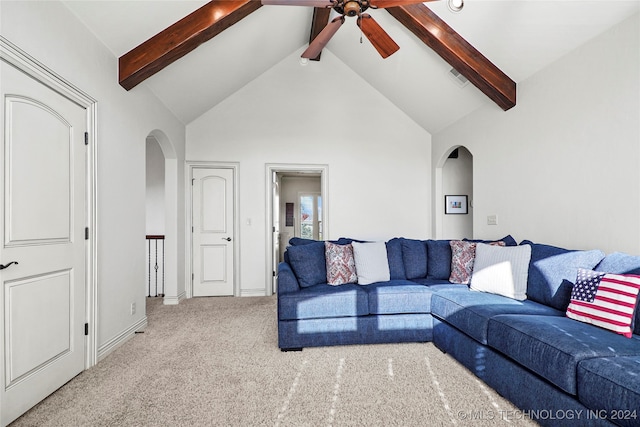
[521,240,605,311]
[596,252,640,275]
[288,237,318,246]
[386,238,407,280]
[287,241,327,288]
[401,239,428,279]
[426,240,452,280]
[464,235,518,247]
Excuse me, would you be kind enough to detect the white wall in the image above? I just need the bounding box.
[1,1,186,357]
[434,13,640,254]
[187,49,432,295]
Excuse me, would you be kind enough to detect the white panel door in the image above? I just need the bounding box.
[192,168,234,297]
[272,172,279,294]
[0,61,86,425]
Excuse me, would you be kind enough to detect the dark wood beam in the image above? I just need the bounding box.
[119,0,262,90]
[387,3,516,110]
[308,7,332,61]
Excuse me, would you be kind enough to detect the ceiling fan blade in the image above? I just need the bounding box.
[369,0,438,8]
[357,14,400,58]
[262,0,333,7]
[301,16,345,59]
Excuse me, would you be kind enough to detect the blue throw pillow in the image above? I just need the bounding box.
[521,240,605,311]
[401,239,428,279]
[426,240,453,280]
[386,238,407,280]
[286,241,327,288]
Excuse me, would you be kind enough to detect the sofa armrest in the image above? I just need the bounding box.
[277,261,301,294]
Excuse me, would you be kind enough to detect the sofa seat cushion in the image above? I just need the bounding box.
[431,289,563,345]
[410,277,458,288]
[363,281,434,314]
[577,356,640,427]
[487,314,640,395]
[278,284,369,320]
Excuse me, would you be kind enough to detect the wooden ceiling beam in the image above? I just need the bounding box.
[308,7,332,61]
[387,3,516,111]
[119,0,262,90]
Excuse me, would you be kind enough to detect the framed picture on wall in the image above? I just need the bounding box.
[445,195,468,214]
[285,203,294,227]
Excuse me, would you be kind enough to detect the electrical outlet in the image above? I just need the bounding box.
[487,215,498,226]
[130,302,136,315]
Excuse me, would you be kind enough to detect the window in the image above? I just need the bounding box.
[299,193,322,240]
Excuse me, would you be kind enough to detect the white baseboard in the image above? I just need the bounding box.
[97,316,147,362]
[163,291,185,305]
[240,289,267,297]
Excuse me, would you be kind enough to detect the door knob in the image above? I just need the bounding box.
[0,261,18,270]
[222,237,232,242]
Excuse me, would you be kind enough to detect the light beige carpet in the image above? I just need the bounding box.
[12,296,537,426]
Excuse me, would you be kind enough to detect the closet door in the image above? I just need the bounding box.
[0,60,87,425]
[192,167,235,297]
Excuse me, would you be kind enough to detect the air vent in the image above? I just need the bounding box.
[448,68,469,88]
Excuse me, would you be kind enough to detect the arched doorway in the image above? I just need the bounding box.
[145,130,180,305]
[435,146,473,239]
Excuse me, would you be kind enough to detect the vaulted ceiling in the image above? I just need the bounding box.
[64,0,639,133]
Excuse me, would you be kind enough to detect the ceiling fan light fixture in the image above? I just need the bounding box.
[343,1,360,17]
[447,0,464,13]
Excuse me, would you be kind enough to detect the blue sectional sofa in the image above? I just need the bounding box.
[277,236,640,427]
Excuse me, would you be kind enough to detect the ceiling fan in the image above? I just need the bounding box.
[261,0,463,59]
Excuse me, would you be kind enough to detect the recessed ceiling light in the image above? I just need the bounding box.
[448,0,464,13]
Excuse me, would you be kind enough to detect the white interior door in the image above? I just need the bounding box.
[272,173,279,294]
[0,60,87,425]
[192,168,234,297]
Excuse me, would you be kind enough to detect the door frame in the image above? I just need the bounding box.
[186,162,240,299]
[0,37,98,367]
[266,164,329,296]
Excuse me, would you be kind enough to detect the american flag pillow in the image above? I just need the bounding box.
[566,268,640,338]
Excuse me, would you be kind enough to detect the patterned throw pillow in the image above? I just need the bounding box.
[325,241,357,286]
[566,268,640,338]
[449,240,505,284]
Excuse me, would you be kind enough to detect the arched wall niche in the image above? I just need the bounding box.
[434,145,473,239]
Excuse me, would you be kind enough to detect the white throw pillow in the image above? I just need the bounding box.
[470,243,532,300]
[352,241,390,285]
